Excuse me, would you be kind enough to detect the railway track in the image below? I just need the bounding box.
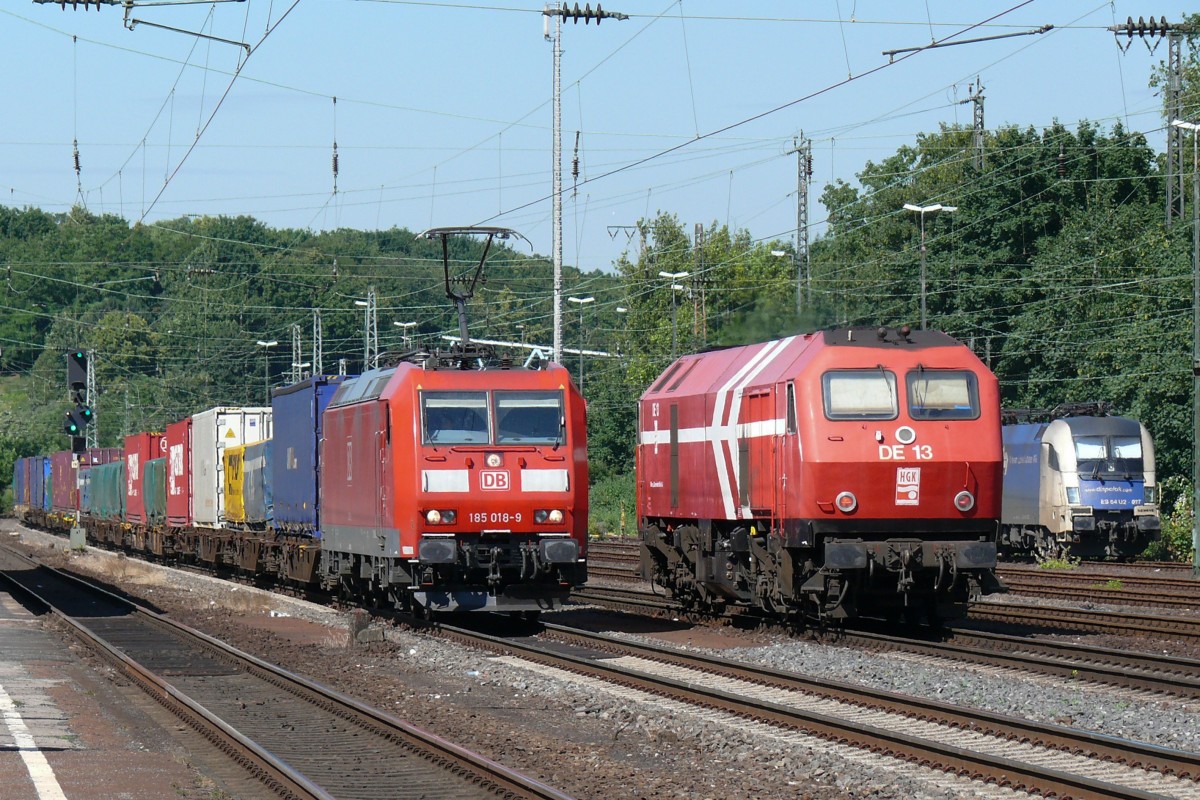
[589,539,1200,611]
[569,585,1200,700]
[432,612,1200,799]
[0,543,572,800]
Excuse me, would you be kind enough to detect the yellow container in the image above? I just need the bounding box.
[223,444,247,524]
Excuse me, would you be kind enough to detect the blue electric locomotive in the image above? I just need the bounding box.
[999,403,1160,560]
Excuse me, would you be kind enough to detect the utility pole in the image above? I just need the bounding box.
[357,287,378,370]
[694,223,708,345]
[312,309,323,377]
[1172,119,1200,577]
[786,134,813,313]
[289,324,302,384]
[85,349,97,449]
[968,77,985,171]
[543,2,628,365]
[1110,16,1196,226]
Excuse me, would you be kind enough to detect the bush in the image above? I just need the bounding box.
[588,471,635,538]
[1141,474,1194,561]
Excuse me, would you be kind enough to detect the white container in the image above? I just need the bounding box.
[191,406,272,528]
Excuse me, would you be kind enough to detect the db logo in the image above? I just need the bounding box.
[480,470,510,491]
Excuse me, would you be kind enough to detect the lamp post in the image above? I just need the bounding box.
[1171,119,1200,576]
[255,340,277,405]
[903,203,958,329]
[567,296,594,391]
[659,270,689,360]
[393,321,417,351]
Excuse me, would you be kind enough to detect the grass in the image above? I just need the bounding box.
[1091,578,1124,590]
[1038,557,1080,570]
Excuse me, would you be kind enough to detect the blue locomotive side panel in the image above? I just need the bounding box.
[271,375,350,537]
[1000,423,1044,528]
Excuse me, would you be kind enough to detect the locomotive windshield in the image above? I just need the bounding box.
[1074,434,1144,477]
[422,391,490,444]
[906,369,979,420]
[421,389,564,445]
[495,390,564,444]
[822,370,898,420]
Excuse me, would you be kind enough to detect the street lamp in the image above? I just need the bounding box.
[903,203,958,329]
[393,321,417,350]
[255,340,278,405]
[659,271,690,360]
[1171,118,1200,577]
[567,296,594,391]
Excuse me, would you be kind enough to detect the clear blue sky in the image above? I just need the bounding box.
[1,1,1174,274]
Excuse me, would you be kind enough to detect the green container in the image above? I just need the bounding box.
[143,457,167,525]
[91,461,126,522]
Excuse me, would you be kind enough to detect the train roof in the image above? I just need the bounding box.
[642,326,974,402]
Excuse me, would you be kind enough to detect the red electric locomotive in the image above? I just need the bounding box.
[638,326,1005,624]
[317,227,589,616]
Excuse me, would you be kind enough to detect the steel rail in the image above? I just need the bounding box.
[0,543,574,800]
[430,619,1197,799]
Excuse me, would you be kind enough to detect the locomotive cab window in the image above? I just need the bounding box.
[822,370,898,420]
[422,391,490,444]
[906,369,979,420]
[495,390,564,444]
[1075,435,1143,476]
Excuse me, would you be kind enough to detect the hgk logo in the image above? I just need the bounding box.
[480,470,510,491]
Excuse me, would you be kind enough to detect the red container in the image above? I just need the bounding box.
[83,448,122,466]
[166,418,192,527]
[125,432,166,525]
[50,450,78,513]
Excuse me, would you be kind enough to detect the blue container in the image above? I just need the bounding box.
[29,457,45,513]
[13,457,28,507]
[42,457,52,512]
[80,468,94,515]
[242,440,273,526]
[271,375,350,537]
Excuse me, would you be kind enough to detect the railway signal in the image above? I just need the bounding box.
[67,349,87,402]
[66,349,94,451]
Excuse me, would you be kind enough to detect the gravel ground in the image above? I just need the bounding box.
[2,523,1040,800]
[577,581,1200,753]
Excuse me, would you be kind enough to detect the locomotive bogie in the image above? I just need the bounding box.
[638,327,1005,624]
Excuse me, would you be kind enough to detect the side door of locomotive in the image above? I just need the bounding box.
[740,388,776,515]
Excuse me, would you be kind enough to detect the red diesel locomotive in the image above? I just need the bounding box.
[637,326,1005,623]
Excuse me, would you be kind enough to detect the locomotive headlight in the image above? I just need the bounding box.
[485,452,503,468]
[1065,487,1080,505]
[425,509,457,525]
[954,490,975,512]
[834,491,857,513]
[1145,485,1157,504]
[535,509,564,524]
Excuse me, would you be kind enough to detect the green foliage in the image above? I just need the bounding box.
[1090,579,1124,590]
[1037,557,1079,571]
[1142,474,1194,562]
[587,471,635,538]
